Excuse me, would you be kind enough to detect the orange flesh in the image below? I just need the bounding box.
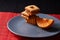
[37,18,54,28]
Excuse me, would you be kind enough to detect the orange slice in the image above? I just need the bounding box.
[36,17,54,29]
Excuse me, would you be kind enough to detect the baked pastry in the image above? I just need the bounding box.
[26,15,37,25]
[36,18,54,28]
[21,12,37,25]
[21,14,29,20]
[21,11,31,17]
[25,5,40,15]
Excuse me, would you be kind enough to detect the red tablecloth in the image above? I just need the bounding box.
[0,12,60,40]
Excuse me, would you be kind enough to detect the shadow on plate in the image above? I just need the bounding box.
[43,23,60,32]
[44,27,60,32]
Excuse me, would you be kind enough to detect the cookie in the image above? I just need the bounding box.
[25,5,40,15]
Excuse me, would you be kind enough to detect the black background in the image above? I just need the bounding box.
[0,0,60,14]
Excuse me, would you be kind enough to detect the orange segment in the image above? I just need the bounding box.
[37,18,54,28]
